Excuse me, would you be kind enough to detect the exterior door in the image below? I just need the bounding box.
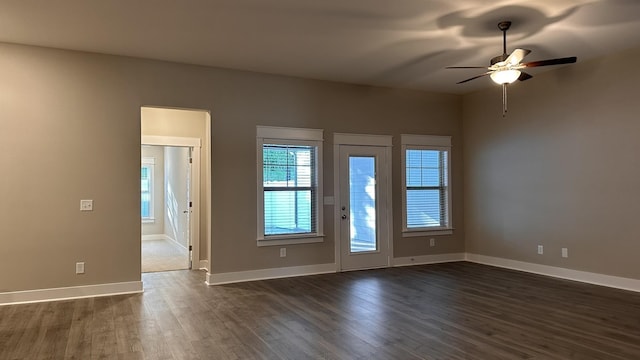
[338,145,390,271]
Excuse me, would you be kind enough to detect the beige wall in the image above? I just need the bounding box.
[207,80,464,273]
[0,42,462,292]
[141,145,165,236]
[0,45,142,291]
[463,47,640,279]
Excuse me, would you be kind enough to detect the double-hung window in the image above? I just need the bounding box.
[257,126,324,246]
[401,135,452,236]
[141,157,155,223]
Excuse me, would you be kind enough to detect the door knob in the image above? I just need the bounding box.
[183,210,189,214]
[341,214,347,219]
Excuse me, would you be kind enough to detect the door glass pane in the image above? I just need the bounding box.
[349,156,377,253]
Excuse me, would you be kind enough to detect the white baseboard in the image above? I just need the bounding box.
[205,255,467,286]
[393,253,466,267]
[0,281,143,306]
[466,253,640,293]
[198,260,209,272]
[9,253,633,305]
[206,263,336,285]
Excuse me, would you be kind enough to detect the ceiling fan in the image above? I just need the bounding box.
[447,21,577,116]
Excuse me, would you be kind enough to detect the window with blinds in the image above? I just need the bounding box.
[256,126,324,245]
[405,149,448,228]
[401,135,452,235]
[263,144,316,235]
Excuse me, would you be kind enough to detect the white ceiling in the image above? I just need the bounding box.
[1,0,639,94]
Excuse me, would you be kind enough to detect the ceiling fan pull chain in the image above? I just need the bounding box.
[503,83,508,117]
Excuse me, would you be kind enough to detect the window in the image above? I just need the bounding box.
[141,157,155,222]
[257,126,324,246]
[401,135,452,236]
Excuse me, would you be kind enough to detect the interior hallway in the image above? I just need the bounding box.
[142,239,189,272]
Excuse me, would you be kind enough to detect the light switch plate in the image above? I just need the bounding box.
[80,200,93,211]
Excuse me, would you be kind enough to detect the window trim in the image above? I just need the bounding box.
[401,134,453,237]
[256,126,324,246]
[141,157,155,223]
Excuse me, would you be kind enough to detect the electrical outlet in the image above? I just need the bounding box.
[76,262,85,274]
[537,245,544,255]
[429,238,435,247]
[279,248,286,258]
[80,200,93,211]
[562,248,568,258]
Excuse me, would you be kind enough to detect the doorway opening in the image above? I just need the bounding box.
[140,106,211,275]
[141,145,192,272]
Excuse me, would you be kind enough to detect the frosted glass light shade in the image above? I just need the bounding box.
[490,69,521,84]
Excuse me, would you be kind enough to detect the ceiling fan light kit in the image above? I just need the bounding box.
[490,69,521,84]
[446,20,577,116]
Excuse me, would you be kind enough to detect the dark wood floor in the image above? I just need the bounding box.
[1,262,640,359]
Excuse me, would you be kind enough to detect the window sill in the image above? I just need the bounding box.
[142,218,155,224]
[257,234,324,247]
[402,228,453,237]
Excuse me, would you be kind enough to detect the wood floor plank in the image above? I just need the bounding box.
[2,262,640,359]
[8,303,47,359]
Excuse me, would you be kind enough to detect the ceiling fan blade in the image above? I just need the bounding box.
[518,72,533,81]
[456,72,492,84]
[505,48,531,66]
[522,56,577,67]
[446,66,487,69]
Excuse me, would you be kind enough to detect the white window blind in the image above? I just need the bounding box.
[263,144,316,236]
[405,149,448,228]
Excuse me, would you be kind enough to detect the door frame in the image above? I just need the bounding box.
[333,133,393,272]
[141,135,201,270]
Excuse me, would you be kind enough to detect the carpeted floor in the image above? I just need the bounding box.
[141,239,189,272]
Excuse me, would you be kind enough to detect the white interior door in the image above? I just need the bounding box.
[176,147,192,269]
[338,145,390,271]
[185,147,192,268]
